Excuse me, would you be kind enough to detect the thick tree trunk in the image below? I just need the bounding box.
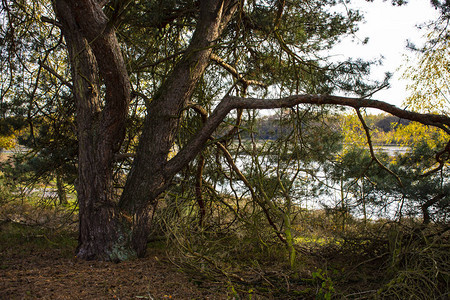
[119,0,237,257]
[55,0,132,261]
[53,0,450,261]
[54,0,237,260]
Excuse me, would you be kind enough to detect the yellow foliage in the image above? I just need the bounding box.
[339,112,395,152]
[340,112,367,151]
[392,122,448,148]
[338,112,447,151]
[0,133,16,150]
[401,30,450,115]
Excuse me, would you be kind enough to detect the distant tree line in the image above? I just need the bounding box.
[248,113,411,141]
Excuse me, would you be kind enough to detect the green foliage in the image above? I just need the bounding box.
[312,268,335,300]
[0,0,77,205]
[1,3,448,297]
[324,138,449,223]
[401,9,450,115]
[1,0,384,210]
[157,181,449,298]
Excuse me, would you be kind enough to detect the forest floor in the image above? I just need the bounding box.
[1,201,448,299]
[0,220,389,300]
[0,224,227,300]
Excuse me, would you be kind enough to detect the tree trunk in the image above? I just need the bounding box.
[54,0,237,260]
[50,0,450,261]
[55,0,132,261]
[119,0,237,257]
[56,170,67,205]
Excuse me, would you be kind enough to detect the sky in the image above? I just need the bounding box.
[330,0,440,107]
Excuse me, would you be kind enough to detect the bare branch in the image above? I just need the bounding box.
[40,16,62,28]
[133,50,186,71]
[421,193,445,224]
[38,61,73,89]
[355,108,403,186]
[274,0,286,30]
[421,140,450,177]
[219,0,240,33]
[114,153,135,161]
[223,95,450,132]
[186,102,208,122]
[210,53,266,88]
[131,91,151,108]
[97,0,109,7]
[165,94,450,178]
[216,142,286,244]
[187,102,284,239]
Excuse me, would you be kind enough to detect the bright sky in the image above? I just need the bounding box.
[331,0,440,107]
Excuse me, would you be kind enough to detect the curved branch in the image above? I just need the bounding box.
[41,16,62,28]
[355,108,403,186]
[421,193,445,224]
[165,94,450,178]
[421,140,450,177]
[224,95,450,131]
[210,53,266,88]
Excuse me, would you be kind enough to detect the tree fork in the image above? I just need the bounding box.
[54,0,132,261]
[118,0,239,257]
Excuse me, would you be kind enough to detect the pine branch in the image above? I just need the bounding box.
[165,94,450,179]
[210,53,266,88]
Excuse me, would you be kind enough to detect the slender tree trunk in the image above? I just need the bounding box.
[56,170,67,205]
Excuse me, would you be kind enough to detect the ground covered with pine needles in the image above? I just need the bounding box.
[0,223,228,299]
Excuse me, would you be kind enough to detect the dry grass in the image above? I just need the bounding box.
[1,195,448,299]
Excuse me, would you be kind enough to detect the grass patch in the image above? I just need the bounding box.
[158,203,449,299]
[0,194,78,260]
[1,190,447,299]
[0,222,77,258]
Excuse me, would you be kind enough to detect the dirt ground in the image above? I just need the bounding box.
[0,246,227,299]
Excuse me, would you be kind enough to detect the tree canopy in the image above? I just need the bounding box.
[0,0,449,262]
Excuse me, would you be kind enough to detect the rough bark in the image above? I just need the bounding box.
[119,0,238,257]
[54,0,132,261]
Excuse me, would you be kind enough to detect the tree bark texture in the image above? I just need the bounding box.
[54,0,132,261]
[119,0,238,257]
[55,0,238,260]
